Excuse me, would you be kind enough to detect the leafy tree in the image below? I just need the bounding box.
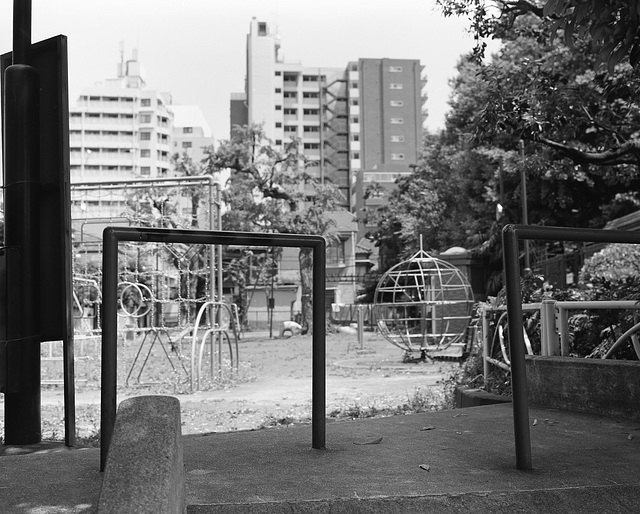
[203,124,347,332]
[438,1,640,170]
[437,0,640,69]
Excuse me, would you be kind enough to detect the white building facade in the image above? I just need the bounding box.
[69,50,174,183]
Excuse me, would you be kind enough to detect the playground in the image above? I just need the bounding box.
[30,329,459,441]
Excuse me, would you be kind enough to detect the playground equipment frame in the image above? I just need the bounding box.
[100,226,326,471]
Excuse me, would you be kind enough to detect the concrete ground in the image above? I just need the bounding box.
[1,402,639,513]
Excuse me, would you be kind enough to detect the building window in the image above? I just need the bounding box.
[141,98,151,106]
[350,99,359,106]
[141,166,151,175]
[275,88,281,93]
[275,139,282,145]
[275,105,282,111]
[390,100,404,107]
[352,152,360,160]
[302,75,318,82]
[303,125,319,132]
[327,239,345,265]
[258,22,267,36]
[275,122,282,128]
[284,126,297,133]
[390,118,404,124]
[391,135,405,142]
[284,108,297,115]
[141,149,150,157]
[140,131,151,141]
[351,116,359,124]
[351,134,360,142]
[389,66,403,72]
[182,141,192,148]
[391,153,405,160]
[183,127,193,133]
[304,143,320,150]
[351,82,358,89]
[390,83,404,90]
[284,91,297,98]
[275,71,281,76]
[350,63,358,72]
[303,92,319,99]
[303,108,319,115]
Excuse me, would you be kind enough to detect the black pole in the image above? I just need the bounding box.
[503,225,532,470]
[12,0,31,65]
[311,238,326,449]
[3,0,41,444]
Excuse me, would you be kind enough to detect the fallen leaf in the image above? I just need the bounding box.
[421,425,436,431]
[629,434,635,440]
[353,436,383,445]
[419,464,430,471]
[532,419,538,426]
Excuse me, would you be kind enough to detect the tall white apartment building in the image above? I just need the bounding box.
[243,19,349,202]
[235,18,426,221]
[69,50,174,183]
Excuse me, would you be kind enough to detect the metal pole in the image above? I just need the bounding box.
[481,307,490,383]
[503,225,532,470]
[520,140,530,272]
[312,238,326,449]
[12,0,31,65]
[101,229,119,471]
[3,0,41,445]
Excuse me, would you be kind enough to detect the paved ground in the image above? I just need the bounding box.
[2,403,639,513]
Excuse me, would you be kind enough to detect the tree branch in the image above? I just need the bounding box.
[538,135,640,165]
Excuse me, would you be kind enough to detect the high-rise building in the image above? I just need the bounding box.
[69,49,174,183]
[233,18,426,235]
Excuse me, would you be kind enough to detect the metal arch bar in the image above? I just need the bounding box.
[101,227,326,471]
[501,224,640,472]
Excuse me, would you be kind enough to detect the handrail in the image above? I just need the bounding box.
[481,300,640,378]
[101,226,326,471]
[502,224,640,471]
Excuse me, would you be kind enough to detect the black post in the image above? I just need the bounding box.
[503,225,532,470]
[311,238,326,449]
[3,0,41,444]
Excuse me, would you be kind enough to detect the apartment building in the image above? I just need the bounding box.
[172,104,215,163]
[233,19,426,230]
[69,49,174,184]
[231,18,426,315]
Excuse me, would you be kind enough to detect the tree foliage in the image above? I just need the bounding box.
[204,124,347,332]
[365,7,640,293]
[437,0,640,70]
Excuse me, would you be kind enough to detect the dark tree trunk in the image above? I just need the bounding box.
[298,247,314,334]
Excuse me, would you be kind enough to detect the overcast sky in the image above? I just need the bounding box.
[0,0,490,142]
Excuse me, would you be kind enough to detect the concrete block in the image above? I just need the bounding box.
[98,395,185,513]
[526,356,640,421]
[454,385,511,408]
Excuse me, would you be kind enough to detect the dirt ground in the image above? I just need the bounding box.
[1,329,461,441]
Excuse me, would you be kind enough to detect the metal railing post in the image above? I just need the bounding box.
[502,226,532,470]
[481,306,490,383]
[540,300,559,356]
[100,227,327,469]
[101,228,119,471]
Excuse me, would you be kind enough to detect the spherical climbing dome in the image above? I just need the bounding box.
[373,250,474,354]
